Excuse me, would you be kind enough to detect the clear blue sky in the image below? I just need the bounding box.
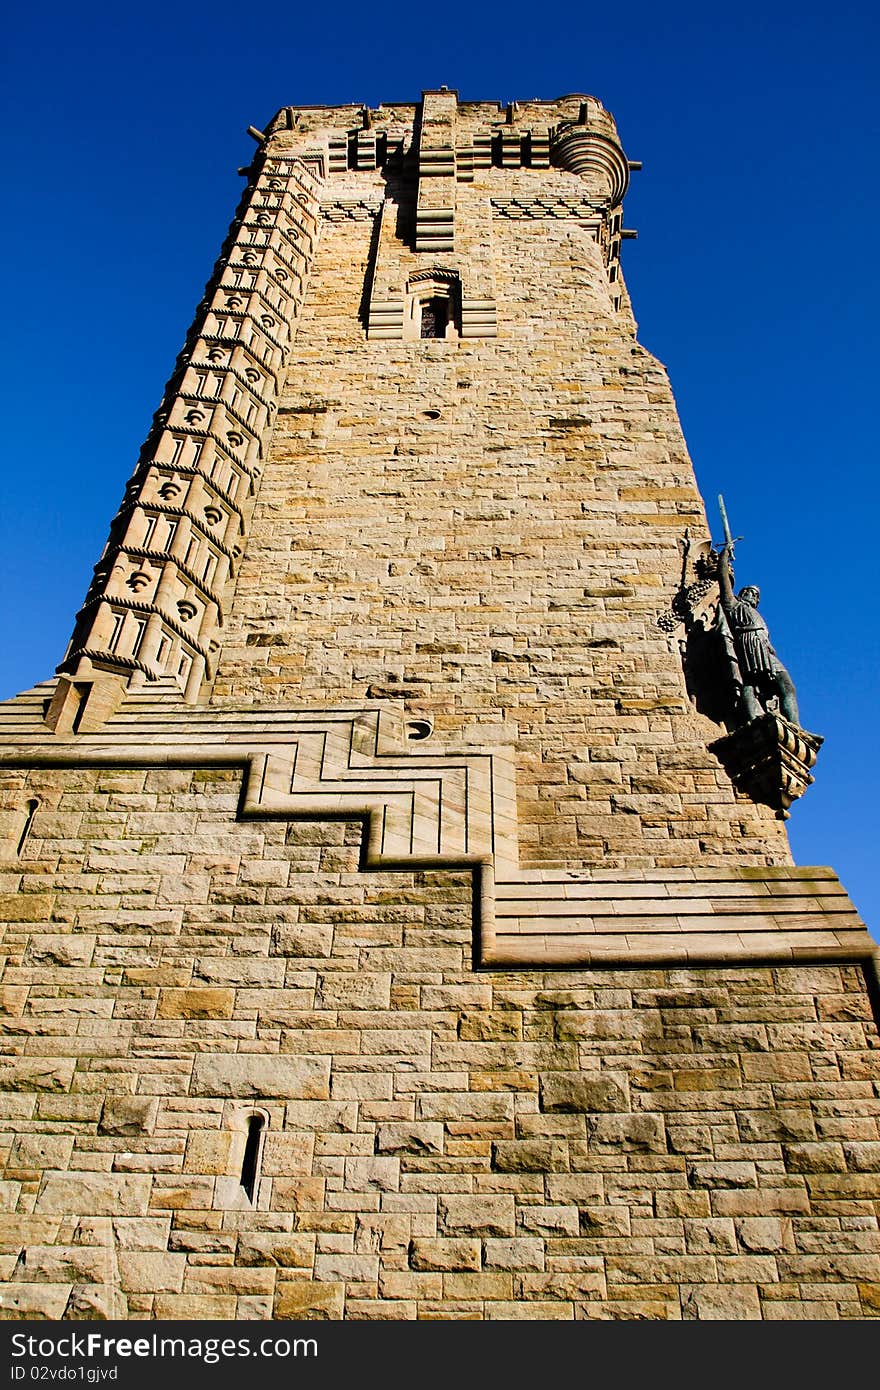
[1,1,878,937]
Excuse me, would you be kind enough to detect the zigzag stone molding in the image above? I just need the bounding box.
[320,198,383,221]
[490,196,602,220]
[0,684,876,977]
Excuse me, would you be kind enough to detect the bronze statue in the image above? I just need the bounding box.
[716,497,800,727]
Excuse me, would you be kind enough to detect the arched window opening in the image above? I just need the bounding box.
[404,268,460,342]
[239,1113,265,1202]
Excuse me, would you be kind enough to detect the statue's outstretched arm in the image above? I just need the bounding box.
[717,543,736,612]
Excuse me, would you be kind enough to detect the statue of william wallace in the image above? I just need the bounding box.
[716,495,800,728]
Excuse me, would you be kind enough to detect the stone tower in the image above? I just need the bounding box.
[1,91,878,1322]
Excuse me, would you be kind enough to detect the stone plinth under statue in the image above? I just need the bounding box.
[710,711,823,819]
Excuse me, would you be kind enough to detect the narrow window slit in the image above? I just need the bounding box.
[17,798,40,857]
[240,1114,265,1202]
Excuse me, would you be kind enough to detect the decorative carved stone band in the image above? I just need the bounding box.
[1,685,872,975]
[491,196,603,221]
[320,199,382,221]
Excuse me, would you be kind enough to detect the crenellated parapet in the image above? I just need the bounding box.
[262,92,631,201]
[264,92,636,335]
[51,150,324,729]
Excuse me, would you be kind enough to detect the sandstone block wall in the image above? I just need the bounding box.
[0,770,877,1320]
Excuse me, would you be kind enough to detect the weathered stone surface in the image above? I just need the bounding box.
[376,1124,444,1156]
[190,1056,330,1099]
[112,1219,170,1251]
[26,933,94,964]
[344,1158,400,1192]
[844,1143,880,1172]
[483,1238,544,1271]
[274,1281,344,1319]
[183,1131,233,1175]
[540,1073,629,1113]
[736,1218,791,1253]
[0,1284,71,1319]
[1,899,55,927]
[0,1060,75,1092]
[687,1162,757,1190]
[157,988,234,1020]
[439,1197,516,1238]
[237,1234,315,1268]
[492,1141,569,1173]
[117,1252,187,1294]
[261,1134,313,1175]
[153,1294,237,1319]
[586,1114,667,1153]
[35,1174,151,1216]
[99,1097,158,1136]
[683,1285,762,1320]
[518,1205,580,1238]
[7,1134,74,1173]
[11,1245,108,1284]
[64,1284,126,1320]
[409,1239,481,1272]
[518,1266,605,1300]
[783,1143,846,1174]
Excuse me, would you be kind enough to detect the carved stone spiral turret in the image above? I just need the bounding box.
[551,121,630,206]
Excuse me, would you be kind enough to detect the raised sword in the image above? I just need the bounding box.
[717,494,741,555]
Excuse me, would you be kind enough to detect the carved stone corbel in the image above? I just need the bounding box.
[710,714,824,819]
